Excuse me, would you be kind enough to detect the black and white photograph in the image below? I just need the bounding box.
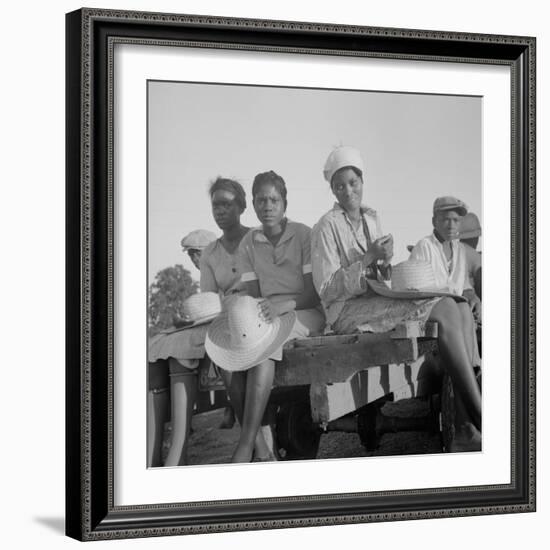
[62,4,536,542]
[146,81,483,467]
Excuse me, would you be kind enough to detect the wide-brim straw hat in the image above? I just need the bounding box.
[366,259,466,302]
[162,292,222,334]
[160,312,220,334]
[205,296,296,372]
[366,278,466,302]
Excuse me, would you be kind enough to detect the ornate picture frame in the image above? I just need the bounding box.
[66,8,536,541]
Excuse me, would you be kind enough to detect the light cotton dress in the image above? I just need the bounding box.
[237,220,325,360]
[311,203,439,335]
[148,238,245,367]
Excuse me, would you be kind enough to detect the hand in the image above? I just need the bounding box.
[257,298,277,323]
[367,234,393,264]
[380,234,394,264]
[172,314,191,328]
[470,296,481,324]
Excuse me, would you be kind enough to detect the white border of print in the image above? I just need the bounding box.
[114,44,510,506]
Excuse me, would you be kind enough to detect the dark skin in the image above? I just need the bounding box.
[331,168,394,269]
[331,167,481,449]
[251,183,319,321]
[152,188,248,466]
[222,181,320,463]
[433,210,481,322]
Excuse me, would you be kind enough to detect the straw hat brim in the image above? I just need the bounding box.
[367,278,467,302]
[160,312,220,334]
[205,311,297,372]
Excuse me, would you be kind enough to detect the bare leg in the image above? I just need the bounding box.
[164,359,197,467]
[457,303,475,363]
[449,392,482,452]
[232,360,275,463]
[219,405,236,429]
[429,298,481,430]
[147,388,169,467]
[220,369,273,460]
[147,361,170,467]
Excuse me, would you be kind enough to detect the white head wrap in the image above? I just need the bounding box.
[323,146,365,185]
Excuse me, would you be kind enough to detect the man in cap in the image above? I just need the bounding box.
[409,197,481,321]
[459,212,482,301]
[180,229,217,270]
[180,228,235,429]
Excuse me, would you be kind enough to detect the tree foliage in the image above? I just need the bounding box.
[148,264,198,334]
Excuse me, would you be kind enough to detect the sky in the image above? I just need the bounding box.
[148,81,481,282]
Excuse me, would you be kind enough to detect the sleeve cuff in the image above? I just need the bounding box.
[241,271,258,282]
[302,263,312,274]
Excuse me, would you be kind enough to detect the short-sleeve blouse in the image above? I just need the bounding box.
[237,220,312,304]
[199,238,244,296]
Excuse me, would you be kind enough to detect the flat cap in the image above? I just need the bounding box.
[433,196,468,217]
[180,229,217,250]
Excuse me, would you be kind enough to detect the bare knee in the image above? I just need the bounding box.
[430,297,462,332]
[457,302,474,325]
[248,360,275,388]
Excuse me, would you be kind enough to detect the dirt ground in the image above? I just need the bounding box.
[185,398,442,465]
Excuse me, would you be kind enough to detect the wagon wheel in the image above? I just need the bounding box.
[440,373,456,452]
[275,400,321,460]
[357,403,381,451]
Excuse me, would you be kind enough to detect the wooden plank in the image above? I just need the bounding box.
[390,321,439,339]
[275,338,419,387]
[309,354,440,424]
[287,322,438,350]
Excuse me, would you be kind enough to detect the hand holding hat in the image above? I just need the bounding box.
[205,295,296,372]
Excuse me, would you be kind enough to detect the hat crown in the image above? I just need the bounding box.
[459,212,481,237]
[227,296,273,350]
[183,292,221,321]
[181,229,217,250]
[433,196,468,215]
[391,260,438,291]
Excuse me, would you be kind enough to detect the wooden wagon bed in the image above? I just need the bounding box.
[274,321,440,425]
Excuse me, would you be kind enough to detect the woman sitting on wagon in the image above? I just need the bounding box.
[310,146,481,451]
[206,170,325,463]
[148,177,249,467]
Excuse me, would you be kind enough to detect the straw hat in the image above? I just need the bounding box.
[205,295,296,372]
[160,292,222,334]
[459,212,481,239]
[180,229,217,251]
[366,260,466,302]
[182,292,222,325]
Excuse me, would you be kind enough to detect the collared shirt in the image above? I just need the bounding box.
[409,232,472,296]
[237,220,312,304]
[311,202,385,328]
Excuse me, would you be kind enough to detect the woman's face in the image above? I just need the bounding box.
[253,183,286,229]
[211,189,242,230]
[331,167,363,213]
